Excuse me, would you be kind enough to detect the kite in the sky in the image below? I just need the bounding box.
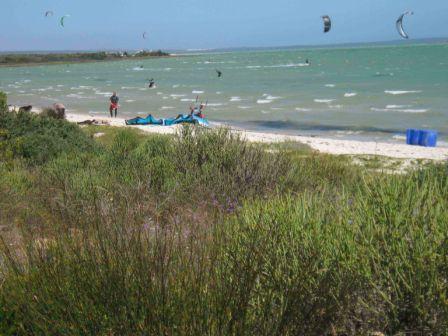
[396,11,414,39]
[143,32,148,39]
[60,15,70,27]
[322,15,331,33]
[45,11,54,17]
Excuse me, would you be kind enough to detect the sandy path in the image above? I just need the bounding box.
[66,112,448,161]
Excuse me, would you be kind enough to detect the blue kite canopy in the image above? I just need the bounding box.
[125,114,209,127]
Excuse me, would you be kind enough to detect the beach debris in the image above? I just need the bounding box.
[143,31,148,39]
[45,11,54,17]
[77,119,110,126]
[396,11,414,39]
[18,105,33,112]
[322,15,331,33]
[60,15,70,28]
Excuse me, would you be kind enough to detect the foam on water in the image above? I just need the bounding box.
[344,93,357,97]
[385,90,422,95]
[192,90,204,94]
[257,99,273,104]
[371,107,429,113]
[230,97,242,102]
[295,107,312,112]
[325,84,336,88]
[314,99,335,103]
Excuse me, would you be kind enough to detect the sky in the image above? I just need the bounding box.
[1,0,447,52]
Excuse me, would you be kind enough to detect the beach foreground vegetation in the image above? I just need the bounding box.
[0,93,447,335]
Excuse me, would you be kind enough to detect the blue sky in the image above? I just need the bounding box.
[1,0,447,51]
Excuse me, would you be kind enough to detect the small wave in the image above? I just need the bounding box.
[325,84,335,88]
[392,135,406,140]
[344,92,357,97]
[160,106,175,110]
[170,94,186,98]
[384,90,422,95]
[131,67,146,71]
[230,97,242,102]
[164,68,172,71]
[261,110,270,114]
[295,107,311,112]
[238,106,252,109]
[336,130,362,135]
[329,105,343,109]
[257,99,273,104]
[172,84,180,88]
[192,90,204,94]
[125,100,135,103]
[95,91,113,96]
[121,86,140,90]
[314,99,335,103]
[67,94,89,99]
[265,63,309,68]
[246,65,262,69]
[181,98,196,102]
[207,103,224,107]
[263,94,282,100]
[216,91,222,94]
[386,105,411,109]
[371,107,428,113]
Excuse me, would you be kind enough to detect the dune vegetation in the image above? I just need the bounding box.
[0,92,447,335]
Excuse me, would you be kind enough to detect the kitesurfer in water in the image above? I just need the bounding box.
[109,92,119,118]
[148,78,155,88]
[216,69,222,78]
[305,59,310,65]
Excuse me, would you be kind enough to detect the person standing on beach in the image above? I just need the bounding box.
[109,92,119,118]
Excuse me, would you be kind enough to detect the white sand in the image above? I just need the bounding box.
[66,112,448,161]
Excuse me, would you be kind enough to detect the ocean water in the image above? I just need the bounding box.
[1,43,447,143]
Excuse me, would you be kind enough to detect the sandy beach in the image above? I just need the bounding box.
[65,112,448,161]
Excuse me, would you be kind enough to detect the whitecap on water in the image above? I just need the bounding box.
[257,99,273,104]
[371,107,428,113]
[238,106,252,109]
[384,90,422,95]
[181,98,196,102]
[344,93,357,98]
[314,99,335,103]
[125,100,135,103]
[230,97,242,102]
[160,106,175,110]
[325,84,336,88]
[295,107,311,112]
[192,90,204,94]
[170,94,186,98]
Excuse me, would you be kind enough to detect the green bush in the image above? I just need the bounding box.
[0,91,7,112]
[40,107,65,120]
[0,110,96,165]
[0,118,447,335]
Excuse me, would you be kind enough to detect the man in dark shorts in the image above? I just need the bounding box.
[109,92,119,118]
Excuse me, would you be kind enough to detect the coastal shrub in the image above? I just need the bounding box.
[40,107,65,120]
[1,118,447,335]
[0,91,7,112]
[0,110,96,165]
[173,127,292,207]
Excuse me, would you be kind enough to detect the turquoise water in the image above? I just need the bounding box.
[1,43,448,143]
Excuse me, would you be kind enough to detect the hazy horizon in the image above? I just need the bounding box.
[1,37,447,54]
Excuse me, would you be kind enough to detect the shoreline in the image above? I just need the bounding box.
[65,111,448,161]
